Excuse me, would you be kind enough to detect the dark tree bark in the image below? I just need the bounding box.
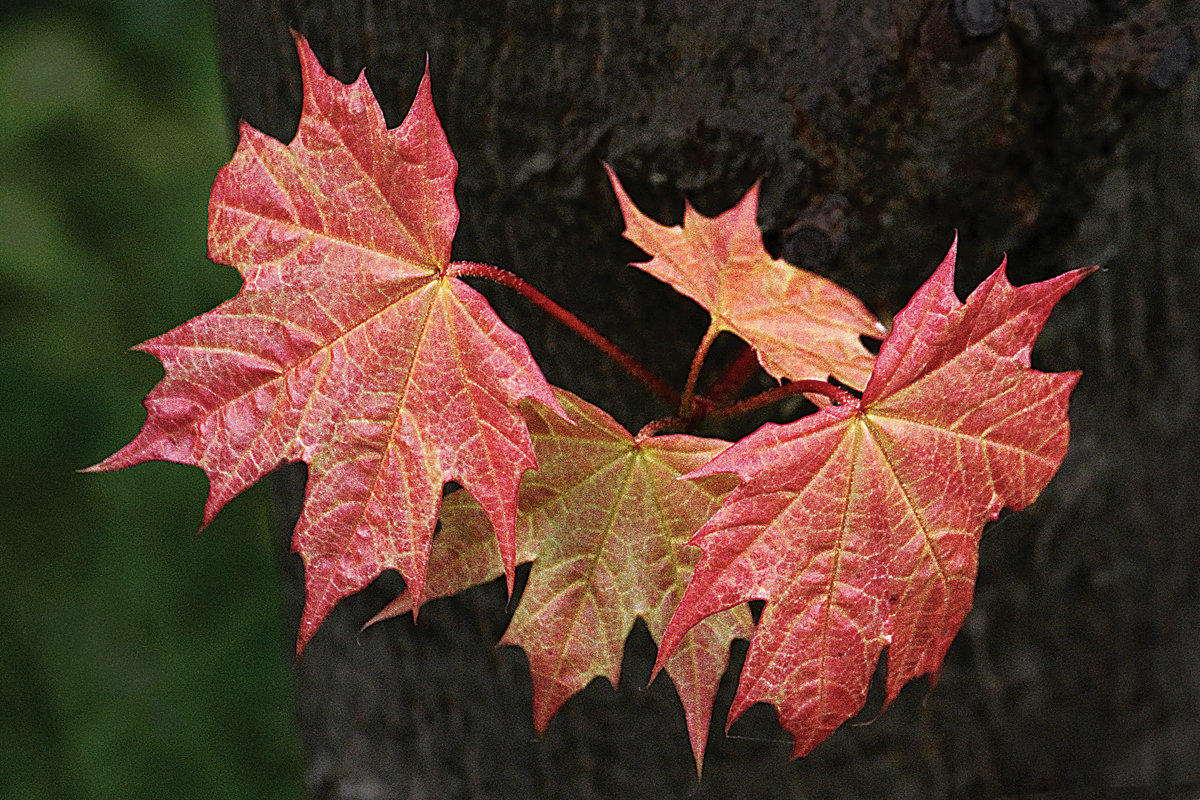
[212,2,1200,797]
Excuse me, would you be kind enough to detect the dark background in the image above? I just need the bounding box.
[1,1,300,798]
[5,1,1200,798]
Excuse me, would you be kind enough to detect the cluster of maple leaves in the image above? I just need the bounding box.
[91,34,1092,769]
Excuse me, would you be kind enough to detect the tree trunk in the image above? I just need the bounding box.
[212,2,1200,796]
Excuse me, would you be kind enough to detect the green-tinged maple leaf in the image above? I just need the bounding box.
[86,32,563,652]
[369,388,753,770]
[605,164,884,390]
[656,240,1095,757]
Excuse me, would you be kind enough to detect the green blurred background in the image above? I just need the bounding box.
[0,1,303,797]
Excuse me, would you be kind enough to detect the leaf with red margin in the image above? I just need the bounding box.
[656,240,1094,756]
[369,388,753,771]
[605,165,884,389]
[86,32,562,652]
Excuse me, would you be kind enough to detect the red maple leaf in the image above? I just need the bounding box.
[605,165,884,390]
[369,388,753,770]
[87,32,562,651]
[656,240,1094,756]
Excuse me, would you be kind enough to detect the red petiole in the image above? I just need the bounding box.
[454,261,855,435]
[450,261,680,408]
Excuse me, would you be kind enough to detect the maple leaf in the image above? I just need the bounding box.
[369,388,753,770]
[656,240,1094,757]
[86,32,563,652]
[605,164,884,390]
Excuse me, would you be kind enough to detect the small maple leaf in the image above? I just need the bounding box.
[87,32,563,652]
[369,388,753,770]
[605,164,884,390]
[656,240,1094,756]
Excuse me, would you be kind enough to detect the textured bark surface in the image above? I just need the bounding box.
[213,2,1200,796]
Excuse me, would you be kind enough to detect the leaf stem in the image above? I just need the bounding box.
[702,341,760,404]
[449,261,679,407]
[703,379,858,421]
[680,320,721,418]
[634,416,687,441]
